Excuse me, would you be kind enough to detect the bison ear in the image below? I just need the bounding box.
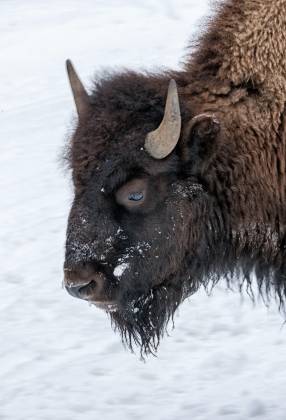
[181,113,220,172]
[66,59,91,120]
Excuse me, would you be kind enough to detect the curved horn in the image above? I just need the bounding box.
[66,59,90,119]
[145,79,181,159]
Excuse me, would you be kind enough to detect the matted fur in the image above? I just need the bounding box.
[64,0,286,356]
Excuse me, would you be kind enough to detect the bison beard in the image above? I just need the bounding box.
[109,275,199,357]
[109,285,182,356]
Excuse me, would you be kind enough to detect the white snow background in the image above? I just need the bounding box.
[1,1,286,419]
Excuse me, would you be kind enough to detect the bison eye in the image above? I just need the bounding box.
[115,178,147,209]
[128,192,144,201]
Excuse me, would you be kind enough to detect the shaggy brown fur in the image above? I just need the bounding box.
[64,0,286,356]
[183,0,286,289]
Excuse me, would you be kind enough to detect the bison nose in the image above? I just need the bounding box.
[64,264,106,301]
[65,282,85,299]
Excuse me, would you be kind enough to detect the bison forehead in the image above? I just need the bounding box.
[70,124,181,191]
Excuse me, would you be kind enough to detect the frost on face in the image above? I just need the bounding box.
[113,262,130,278]
[112,241,151,281]
[172,182,203,199]
[80,216,88,225]
[116,227,123,236]
[69,241,100,264]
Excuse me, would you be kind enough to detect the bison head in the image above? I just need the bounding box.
[63,60,222,355]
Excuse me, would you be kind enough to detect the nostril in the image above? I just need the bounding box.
[64,266,94,299]
[66,280,97,297]
[64,264,107,301]
[91,273,105,294]
[65,283,83,298]
[66,278,103,300]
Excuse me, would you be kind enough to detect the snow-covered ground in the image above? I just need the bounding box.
[1,1,286,419]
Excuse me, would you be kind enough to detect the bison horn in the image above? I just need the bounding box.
[66,59,90,119]
[145,79,181,159]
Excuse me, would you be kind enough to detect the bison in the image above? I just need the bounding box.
[63,0,286,356]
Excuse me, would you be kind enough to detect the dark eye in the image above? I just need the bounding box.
[115,178,147,209]
[128,192,144,202]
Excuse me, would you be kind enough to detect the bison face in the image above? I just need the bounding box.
[63,62,219,355]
